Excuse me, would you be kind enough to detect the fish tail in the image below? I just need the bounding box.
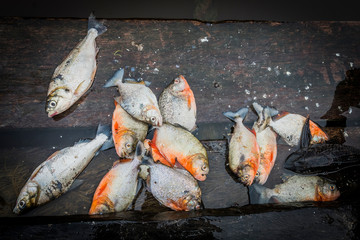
[252,102,263,116]
[103,68,124,88]
[96,123,114,151]
[223,107,248,122]
[264,106,279,118]
[88,13,107,36]
[248,184,270,204]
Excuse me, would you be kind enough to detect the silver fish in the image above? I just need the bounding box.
[46,13,107,117]
[223,108,260,186]
[104,68,162,126]
[252,103,278,185]
[159,75,197,132]
[267,109,328,147]
[141,154,202,211]
[13,124,111,214]
[249,174,340,204]
[89,141,144,215]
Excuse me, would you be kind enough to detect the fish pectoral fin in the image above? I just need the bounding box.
[167,199,184,211]
[74,80,86,96]
[268,196,281,204]
[150,143,173,167]
[148,132,174,167]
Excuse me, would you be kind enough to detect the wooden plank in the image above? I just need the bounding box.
[1,203,358,240]
[0,18,360,129]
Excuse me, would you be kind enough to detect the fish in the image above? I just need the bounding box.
[266,109,328,147]
[146,123,209,181]
[249,174,340,204]
[104,68,162,126]
[112,97,148,158]
[284,144,360,175]
[46,13,107,117]
[141,153,202,211]
[223,108,260,186]
[13,124,112,214]
[252,103,278,185]
[89,141,145,215]
[158,75,197,132]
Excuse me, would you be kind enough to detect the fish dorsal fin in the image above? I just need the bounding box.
[114,96,122,106]
[46,150,60,160]
[300,115,312,149]
[280,172,294,182]
[273,111,289,120]
[68,179,84,192]
[123,78,151,87]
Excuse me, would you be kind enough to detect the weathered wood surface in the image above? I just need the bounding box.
[1,203,358,240]
[0,17,360,240]
[0,17,360,130]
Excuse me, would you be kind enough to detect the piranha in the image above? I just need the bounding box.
[13,124,112,214]
[266,108,328,147]
[141,153,202,211]
[158,75,197,132]
[104,68,162,126]
[89,141,145,215]
[112,97,148,158]
[46,13,107,117]
[145,123,209,181]
[252,102,278,185]
[223,108,260,186]
[249,174,340,204]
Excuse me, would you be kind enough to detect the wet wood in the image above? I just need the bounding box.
[1,203,358,240]
[0,18,360,129]
[0,17,359,239]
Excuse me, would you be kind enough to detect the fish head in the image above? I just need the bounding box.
[13,181,39,215]
[170,75,190,93]
[169,188,202,211]
[89,203,112,215]
[190,154,209,181]
[46,88,73,117]
[116,133,137,158]
[144,108,163,126]
[182,192,202,211]
[317,179,341,201]
[254,167,268,185]
[239,165,256,186]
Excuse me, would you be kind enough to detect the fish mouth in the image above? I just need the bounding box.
[13,207,21,215]
[195,174,207,181]
[48,111,58,118]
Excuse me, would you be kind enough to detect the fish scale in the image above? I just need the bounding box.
[46,14,107,117]
[13,125,111,214]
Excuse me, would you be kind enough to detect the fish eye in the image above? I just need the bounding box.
[243,175,249,180]
[19,200,26,209]
[201,165,207,171]
[126,143,131,149]
[174,79,180,84]
[329,184,336,191]
[150,117,156,122]
[255,172,260,177]
[48,100,57,108]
